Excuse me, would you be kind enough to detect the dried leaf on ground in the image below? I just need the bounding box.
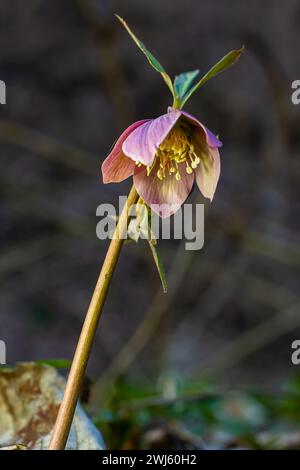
[0,363,105,450]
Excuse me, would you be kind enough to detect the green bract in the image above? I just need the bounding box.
[179,47,245,108]
[116,15,244,109]
[174,70,200,103]
[115,15,175,100]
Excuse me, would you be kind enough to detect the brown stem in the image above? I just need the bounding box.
[49,185,138,450]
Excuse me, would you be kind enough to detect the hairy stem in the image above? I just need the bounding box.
[49,185,139,450]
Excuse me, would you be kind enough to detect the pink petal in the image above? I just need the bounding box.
[170,107,222,148]
[133,161,194,218]
[102,120,148,183]
[102,153,135,184]
[194,145,221,201]
[122,110,182,167]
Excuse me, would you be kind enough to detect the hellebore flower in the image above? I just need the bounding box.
[49,16,244,453]
[101,16,243,218]
[102,107,222,217]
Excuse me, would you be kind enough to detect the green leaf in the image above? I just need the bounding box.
[180,47,245,108]
[36,358,72,369]
[116,15,175,99]
[174,70,200,101]
[148,239,168,293]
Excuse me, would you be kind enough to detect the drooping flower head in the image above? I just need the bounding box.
[102,107,221,217]
[102,16,244,218]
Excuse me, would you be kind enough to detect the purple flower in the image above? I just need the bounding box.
[102,108,222,218]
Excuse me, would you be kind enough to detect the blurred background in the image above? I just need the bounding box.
[1,0,300,449]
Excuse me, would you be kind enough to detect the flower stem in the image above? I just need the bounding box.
[49,185,139,450]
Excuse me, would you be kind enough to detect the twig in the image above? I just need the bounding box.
[49,185,138,450]
[0,119,98,175]
[0,234,65,278]
[90,243,195,406]
[204,300,300,375]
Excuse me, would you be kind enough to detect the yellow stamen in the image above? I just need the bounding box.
[157,168,164,180]
[145,125,202,182]
[186,161,193,174]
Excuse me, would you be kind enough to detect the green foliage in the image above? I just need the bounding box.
[174,70,200,102]
[116,15,175,99]
[179,47,245,108]
[116,15,244,110]
[148,239,168,293]
[91,373,300,450]
[36,358,71,369]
